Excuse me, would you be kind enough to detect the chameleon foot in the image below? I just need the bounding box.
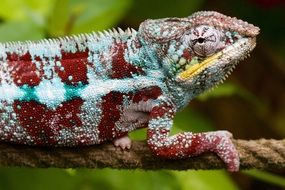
[113,135,132,150]
[209,131,239,172]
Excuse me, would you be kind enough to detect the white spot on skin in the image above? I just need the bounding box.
[171,54,179,62]
[56,61,61,66]
[35,78,66,109]
[28,41,62,59]
[0,83,25,103]
[60,38,77,53]
[78,99,102,133]
[80,76,162,100]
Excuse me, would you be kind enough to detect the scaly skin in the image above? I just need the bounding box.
[0,11,259,171]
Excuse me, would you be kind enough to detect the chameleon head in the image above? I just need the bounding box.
[139,11,260,93]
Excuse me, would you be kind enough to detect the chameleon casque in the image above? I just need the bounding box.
[0,11,259,171]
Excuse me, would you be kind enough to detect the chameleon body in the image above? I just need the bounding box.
[0,11,259,171]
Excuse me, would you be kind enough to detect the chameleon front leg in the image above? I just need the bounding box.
[146,98,240,172]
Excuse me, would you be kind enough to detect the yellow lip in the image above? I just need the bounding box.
[177,52,223,81]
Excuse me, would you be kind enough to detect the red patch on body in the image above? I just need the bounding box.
[56,50,89,85]
[97,91,128,140]
[147,129,207,158]
[186,134,207,154]
[7,52,32,62]
[182,49,192,61]
[13,98,84,145]
[150,103,174,119]
[133,86,166,118]
[111,42,144,78]
[7,52,43,86]
[133,86,162,103]
[147,128,176,157]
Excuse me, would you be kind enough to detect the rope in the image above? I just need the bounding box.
[0,139,284,171]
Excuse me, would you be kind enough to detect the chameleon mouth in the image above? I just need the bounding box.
[176,37,256,81]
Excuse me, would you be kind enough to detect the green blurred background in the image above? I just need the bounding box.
[0,0,284,189]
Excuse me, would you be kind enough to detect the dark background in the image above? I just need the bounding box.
[0,0,284,189]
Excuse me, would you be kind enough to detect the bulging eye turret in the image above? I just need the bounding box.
[185,25,223,57]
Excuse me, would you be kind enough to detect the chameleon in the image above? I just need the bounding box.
[0,11,259,171]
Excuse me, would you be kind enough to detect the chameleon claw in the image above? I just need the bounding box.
[113,135,132,150]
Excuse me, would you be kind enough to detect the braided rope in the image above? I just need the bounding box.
[0,139,284,171]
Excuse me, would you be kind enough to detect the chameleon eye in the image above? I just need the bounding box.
[197,38,205,44]
[188,25,221,57]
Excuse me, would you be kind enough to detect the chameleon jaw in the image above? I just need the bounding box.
[177,52,223,81]
[176,37,256,82]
